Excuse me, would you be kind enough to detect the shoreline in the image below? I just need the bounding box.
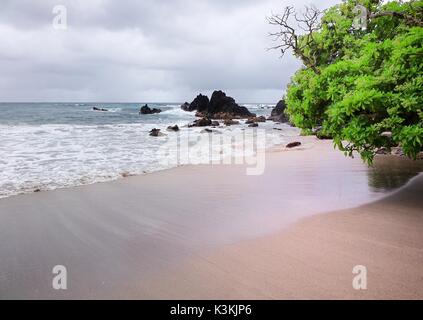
[0,138,422,298]
[0,121,298,200]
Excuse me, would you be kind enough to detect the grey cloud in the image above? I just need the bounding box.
[0,0,338,102]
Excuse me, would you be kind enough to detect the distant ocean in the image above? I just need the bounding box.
[0,102,298,198]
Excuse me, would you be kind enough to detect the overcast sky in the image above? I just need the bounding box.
[0,0,338,103]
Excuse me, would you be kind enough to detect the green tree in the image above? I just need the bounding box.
[270,0,423,163]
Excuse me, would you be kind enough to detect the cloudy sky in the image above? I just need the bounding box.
[0,0,338,103]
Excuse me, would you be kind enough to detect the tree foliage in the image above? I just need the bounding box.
[271,0,423,163]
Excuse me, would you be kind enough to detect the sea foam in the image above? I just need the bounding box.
[0,105,298,198]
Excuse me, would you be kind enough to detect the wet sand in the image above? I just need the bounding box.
[0,137,422,299]
[144,174,423,299]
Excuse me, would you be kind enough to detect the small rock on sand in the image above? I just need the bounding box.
[286,142,301,148]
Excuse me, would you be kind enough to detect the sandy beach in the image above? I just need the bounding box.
[144,173,423,299]
[0,138,422,299]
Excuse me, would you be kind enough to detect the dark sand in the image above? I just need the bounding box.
[0,138,422,299]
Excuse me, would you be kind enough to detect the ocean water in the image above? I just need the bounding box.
[0,102,298,198]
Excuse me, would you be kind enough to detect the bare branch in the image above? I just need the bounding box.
[268,6,322,74]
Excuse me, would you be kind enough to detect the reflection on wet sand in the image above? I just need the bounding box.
[368,155,423,192]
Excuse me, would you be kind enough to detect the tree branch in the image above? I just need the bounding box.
[268,6,322,74]
[370,11,423,27]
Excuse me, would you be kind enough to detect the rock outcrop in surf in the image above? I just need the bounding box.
[181,90,255,119]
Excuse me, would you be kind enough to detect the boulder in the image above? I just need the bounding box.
[201,128,213,133]
[180,102,190,111]
[149,128,165,137]
[208,90,254,118]
[211,121,220,127]
[248,123,259,127]
[182,94,209,112]
[376,147,390,155]
[268,100,289,123]
[391,147,404,156]
[199,111,249,120]
[93,107,108,112]
[196,117,212,127]
[140,104,162,115]
[188,117,212,127]
[286,141,301,148]
[167,125,180,132]
[224,119,240,126]
[246,116,266,124]
[183,90,255,119]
